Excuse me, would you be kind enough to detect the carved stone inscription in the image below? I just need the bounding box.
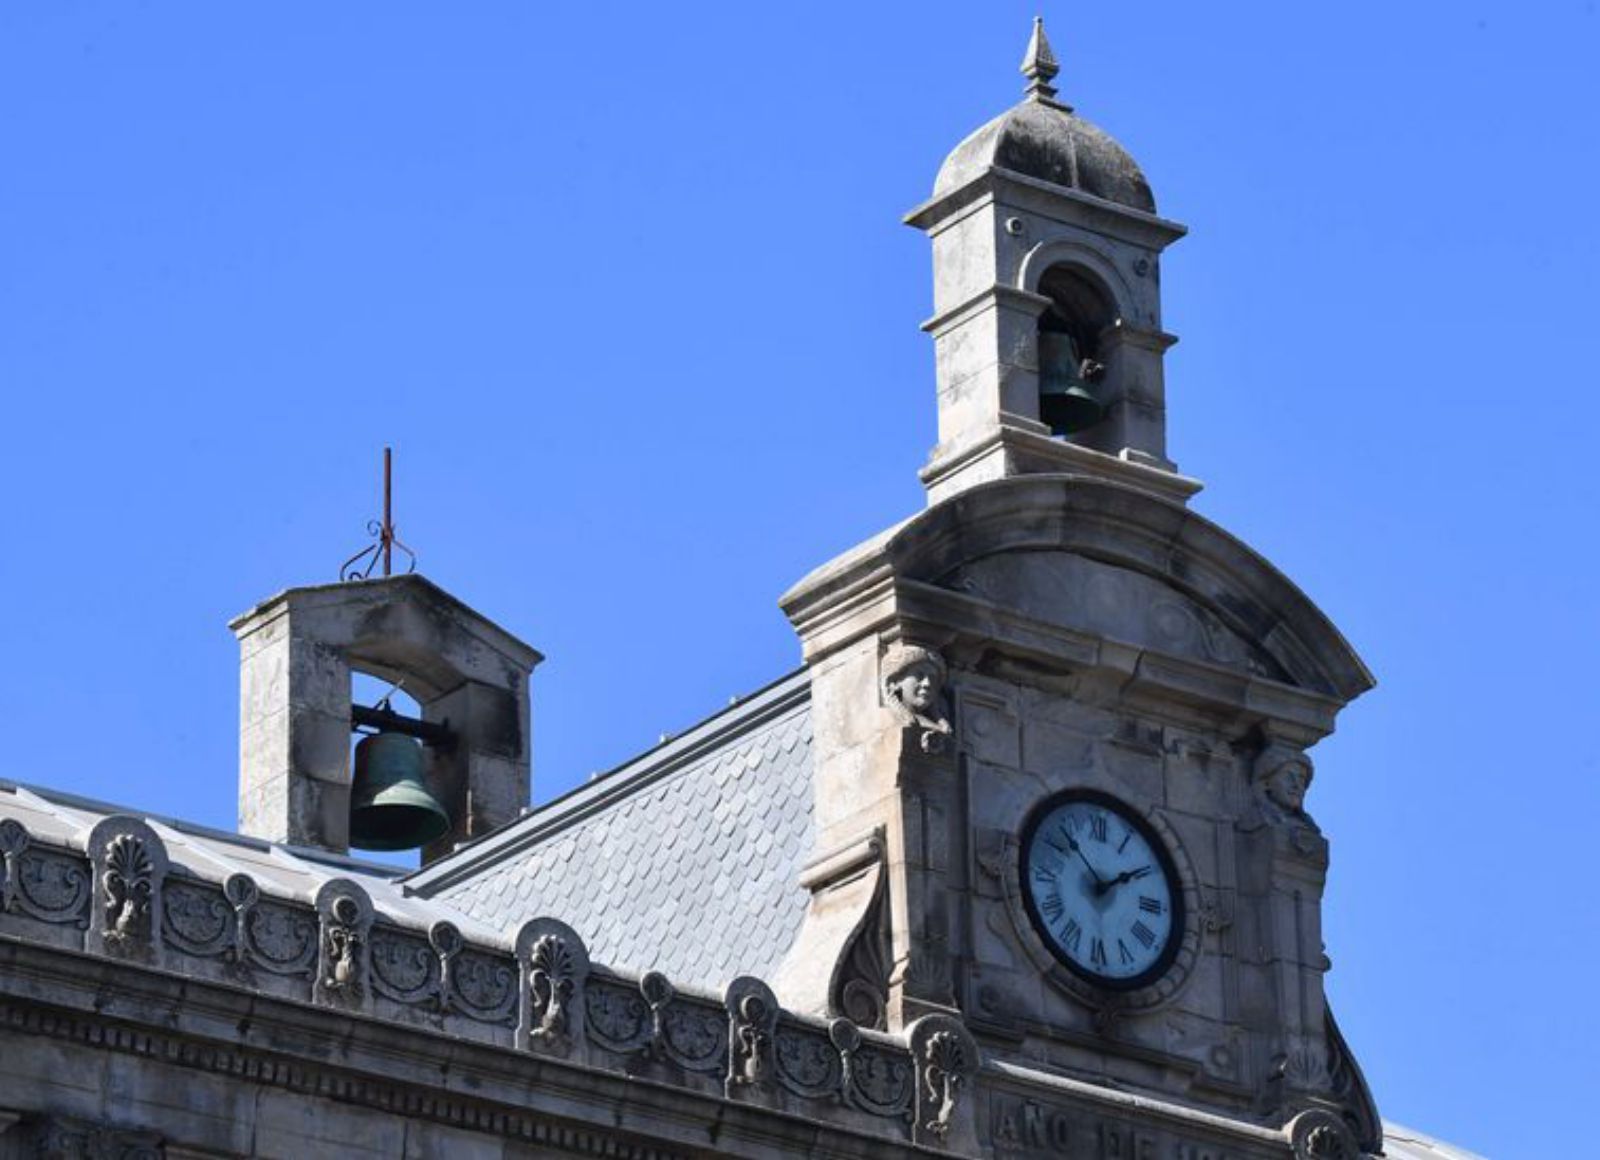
[990,1095,1261,1160]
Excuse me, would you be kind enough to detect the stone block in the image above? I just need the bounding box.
[958,693,1021,768]
[251,1088,407,1159]
[402,1121,503,1159]
[808,643,882,753]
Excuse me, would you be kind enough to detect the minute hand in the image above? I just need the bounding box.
[1059,834,1107,887]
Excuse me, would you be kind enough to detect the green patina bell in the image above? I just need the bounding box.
[1038,330,1105,436]
[348,732,451,851]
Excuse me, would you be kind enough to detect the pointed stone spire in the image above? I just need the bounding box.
[1020,16,1066,107]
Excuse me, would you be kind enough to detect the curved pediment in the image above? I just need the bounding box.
[942,550,1287,681]
[882,476,1373,702]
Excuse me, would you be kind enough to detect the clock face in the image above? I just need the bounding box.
[1020,792,1182,989]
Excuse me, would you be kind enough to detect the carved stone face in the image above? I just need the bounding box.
[1264,761,1310,812]
[891,661,942,713]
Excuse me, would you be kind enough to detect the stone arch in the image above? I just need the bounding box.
[1017,238,1136,322]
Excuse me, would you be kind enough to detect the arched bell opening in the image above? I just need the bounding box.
[1036,264,1117,438]
[347,669,453,857]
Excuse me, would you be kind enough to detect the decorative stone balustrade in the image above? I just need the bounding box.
[0,814,979,1150]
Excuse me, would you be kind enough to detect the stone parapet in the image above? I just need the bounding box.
[0,815,1339,1157]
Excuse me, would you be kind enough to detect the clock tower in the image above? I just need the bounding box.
[774,19,1381,1153]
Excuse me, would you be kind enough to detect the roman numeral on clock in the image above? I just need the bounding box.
[1041,893,1064,921]
[1118,939,1134,965]
[1131,920,1156,949]
[1090,813,1108,842]
[1090,938,1107,968]
[1062,918,1082,953]
[1139,895,1163,914]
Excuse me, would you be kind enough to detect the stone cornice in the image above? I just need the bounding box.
[905,167,1188,251]
[0,935,920,1160]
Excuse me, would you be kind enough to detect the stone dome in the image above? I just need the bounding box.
[933,97,1156,214]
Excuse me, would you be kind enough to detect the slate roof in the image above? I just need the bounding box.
[406,669,814,988]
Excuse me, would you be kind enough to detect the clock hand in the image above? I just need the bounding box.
[1097,865,1153,894]
[1058,833,1107,886]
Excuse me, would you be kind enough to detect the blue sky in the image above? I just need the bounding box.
[1,5,1595,1154]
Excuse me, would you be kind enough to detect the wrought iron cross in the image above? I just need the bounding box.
[340,446,417,581]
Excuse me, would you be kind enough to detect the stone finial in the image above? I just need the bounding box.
[1021,16,1065,107]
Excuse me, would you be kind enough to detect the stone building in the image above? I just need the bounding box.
[0,21,1478,1160]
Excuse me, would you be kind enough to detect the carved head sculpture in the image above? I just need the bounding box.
[1255,748,1314,815]
[883,643,947,716]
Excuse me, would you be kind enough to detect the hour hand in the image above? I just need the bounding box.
[1100,865,1153,892]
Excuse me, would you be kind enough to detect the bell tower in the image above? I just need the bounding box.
[905,18,1197,506]
[231,573,541,864]
[776,20,1382,1154]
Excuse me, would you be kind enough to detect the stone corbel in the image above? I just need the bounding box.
[908,1014,980,1150]
[86,816,168,966]
[313,879,373,1009]
[513,916,589,1062]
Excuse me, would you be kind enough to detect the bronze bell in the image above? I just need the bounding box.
[348,732,451,851]
[1038,330,1105,435]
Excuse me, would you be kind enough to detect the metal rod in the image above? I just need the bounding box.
[382,446,393,578]
[351,704,456,750]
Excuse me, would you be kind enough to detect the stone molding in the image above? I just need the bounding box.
[903,166,1188,250]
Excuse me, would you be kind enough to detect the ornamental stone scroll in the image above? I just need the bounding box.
[313,878,374,1010]
[0,818,30,915]
[514,916,589,1063]
[1285,1106,1360,1160]
[907,1014,979,1151]
[724,976,779,1100]
[85,816,168,966]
